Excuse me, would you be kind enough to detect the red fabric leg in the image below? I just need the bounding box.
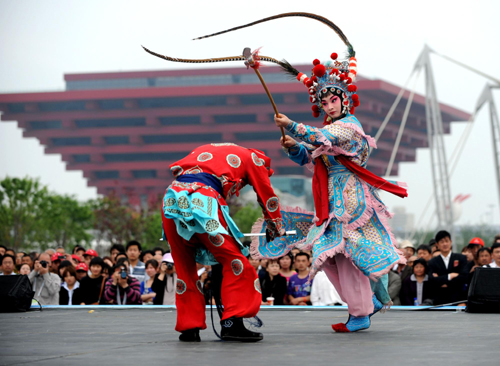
[195,229,261,321]
[162,216,207,333]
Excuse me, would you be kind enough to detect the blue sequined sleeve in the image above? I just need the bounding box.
[285,143,312,166]
[286,120,327,146]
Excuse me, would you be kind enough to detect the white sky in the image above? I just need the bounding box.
[1,0,499,229]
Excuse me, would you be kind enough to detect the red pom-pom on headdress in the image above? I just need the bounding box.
[351,94,359,101]
[347,85,357,92]
[313,110,320,118]
[346,77,352,84]
[353,100,360,107]
[349,107,355,114]
[306,80,314,88]
[311,76,318,83]
[338,74,346,81]
[312,105,320,113]
[309,96,315,103]
[331,53,338,60]
[313,59,320,66]
[313,64,326,77]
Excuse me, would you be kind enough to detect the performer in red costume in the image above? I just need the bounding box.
[162,143,283,342]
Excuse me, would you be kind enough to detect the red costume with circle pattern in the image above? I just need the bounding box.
[162,143,283,333]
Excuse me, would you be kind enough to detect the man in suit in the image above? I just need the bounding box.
[428,230,468,305]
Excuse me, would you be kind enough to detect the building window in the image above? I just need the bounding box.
[29,120,62,130]
[95,171,120,179]
[104,136,129,145]
[73,154,90,163]
[142,133,222,144]
[240,94,285,105]
[138,96,226,109]
[75,118,146,128]
[103,152,189,162]
[39,101,87,112]
[99,100,125,110]
[159,116,201,125]
[214,114,256,124]
[132,170,157,178]
[269,112,315,123]
[51,137,91,146]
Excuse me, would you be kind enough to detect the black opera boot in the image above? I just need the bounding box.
[220,317,263,342]
[179,328,201,342]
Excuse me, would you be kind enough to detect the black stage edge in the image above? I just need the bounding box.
[1,308,498,366]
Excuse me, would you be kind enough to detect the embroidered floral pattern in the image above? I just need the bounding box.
[171,166,183,177]
[231,259,244,276]
[196,280,204,294]
[254,279,262,294]
[165,198,176,207]
[177,196,189,209]
[209,234,224,247]
[176,279,187,295]
[226,154,241,168]
[205,219,219,232]
[197,152,213,162]
[266,197,279,212]
[252,153,264,166]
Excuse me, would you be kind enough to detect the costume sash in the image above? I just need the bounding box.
[336,155,408,198]
[312,157,330,226]
[312,155,408,227]
[176,173,223,195]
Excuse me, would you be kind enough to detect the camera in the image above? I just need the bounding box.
[40,260,48,268]
[120,267,127,279]
[167,263,174,270]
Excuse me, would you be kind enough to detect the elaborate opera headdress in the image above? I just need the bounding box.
[142,12,360,119]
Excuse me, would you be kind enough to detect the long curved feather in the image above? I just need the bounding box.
[193,12,355,58]
[142,46,297,73]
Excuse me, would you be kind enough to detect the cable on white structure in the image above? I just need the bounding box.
[372,71,416,150]
[385,69,421,177]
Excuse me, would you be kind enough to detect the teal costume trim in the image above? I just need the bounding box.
[163,185,248,265]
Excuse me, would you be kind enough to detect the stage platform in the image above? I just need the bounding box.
[1,306,498,366]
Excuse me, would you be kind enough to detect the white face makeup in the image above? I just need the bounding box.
[320,91,342,119]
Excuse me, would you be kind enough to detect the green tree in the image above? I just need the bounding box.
[232,203,263,235]
[0,177,94,251]
[90,192,165,250]
[0,176,48,250]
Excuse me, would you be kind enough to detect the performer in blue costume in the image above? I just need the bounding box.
[271,52,408,332]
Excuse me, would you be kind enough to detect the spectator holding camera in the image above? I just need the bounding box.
[103,258,142,305]
[79,257,106,305]
[152,253,177,305]
[28,253,61,305]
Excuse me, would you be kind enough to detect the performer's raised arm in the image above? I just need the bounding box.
[245,150,284,240]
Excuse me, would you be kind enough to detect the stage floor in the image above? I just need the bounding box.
[1,307,498,366]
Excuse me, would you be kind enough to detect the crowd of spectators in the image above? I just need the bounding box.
[1,231,499,307]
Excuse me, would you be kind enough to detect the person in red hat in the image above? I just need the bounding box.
[162,143,284,342]
[467,237,484,258]
[83,249,98,268]
[50,252,66,274]
[75,263,88,282]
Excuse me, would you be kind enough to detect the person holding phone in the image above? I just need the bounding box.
[103,258,142,305]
